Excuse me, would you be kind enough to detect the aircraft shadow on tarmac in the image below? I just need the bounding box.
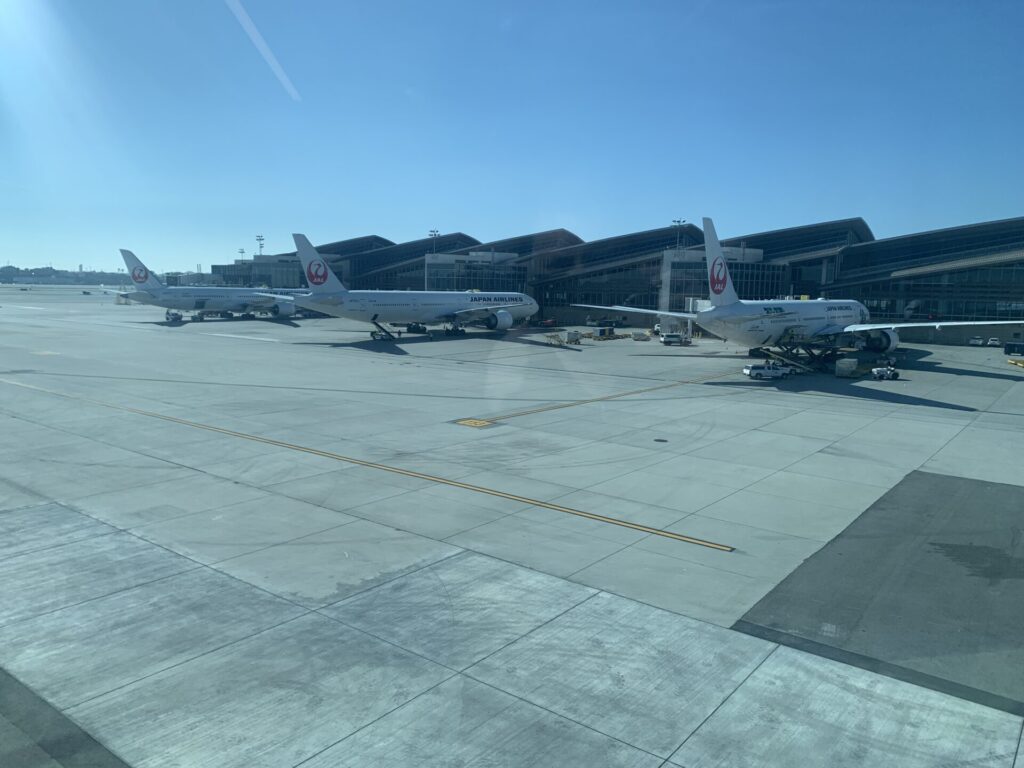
[897,347,1024,383]
[703,376,978,412]
[134,318,301,328]
[295,339,412,355]
[630,352,753,359]
[293,330,582,355]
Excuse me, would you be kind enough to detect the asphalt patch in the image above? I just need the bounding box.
[0,667,129,767]
[735,470,1024,715]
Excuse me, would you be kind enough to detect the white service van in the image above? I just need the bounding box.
[742,362,789,379]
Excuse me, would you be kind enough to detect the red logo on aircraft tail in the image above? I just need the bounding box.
[131,266,148,284]
[306,260,329,286]
[709,257,728,295]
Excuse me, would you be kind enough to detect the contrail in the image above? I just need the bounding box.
[224,0,301,102]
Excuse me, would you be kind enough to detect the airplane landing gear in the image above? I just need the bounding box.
[406,323,428,334]
[191,313,205,322]
[444,326,467,336]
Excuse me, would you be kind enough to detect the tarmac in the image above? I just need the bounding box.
[1,285,1023,767]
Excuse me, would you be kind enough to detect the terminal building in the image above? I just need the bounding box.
[208,215,1024,332]
[825,217,1024,323]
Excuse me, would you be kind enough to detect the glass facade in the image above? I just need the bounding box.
[850,264,1024,322]
[540,257,787,311]
[426,261,528,293]
[541,258,662,309]
[353,258,529,293]
[669,261,788,304]
[827,219,1024,321]
[211,263,252,286]
[210,217,1024,324]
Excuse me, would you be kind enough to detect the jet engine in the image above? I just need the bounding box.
[863,329,899,353]
[484,309,514,330]
[270,302,296,317]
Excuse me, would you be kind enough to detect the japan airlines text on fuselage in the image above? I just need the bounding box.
[303,291,535,324]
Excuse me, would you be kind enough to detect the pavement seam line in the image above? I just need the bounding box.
[56,506,322,617]
[0,377,734,552]
[3,368,570,403]
[564,536,649,580]
[0,560,205,634]
[463,669,668,762]
[468,370,736,424]
[313,549,467,611]
[288,671,462,768]
[459,589,602,673]
[63,609,317,711]
[668,643,780,759]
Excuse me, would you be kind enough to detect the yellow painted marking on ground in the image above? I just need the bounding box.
[1009,358,1024,369]
[455,418,494,428]
[469,370,732,424]
[0,377,734,552]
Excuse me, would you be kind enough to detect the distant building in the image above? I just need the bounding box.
[204,215,1024,333]
[824,217,1024,323]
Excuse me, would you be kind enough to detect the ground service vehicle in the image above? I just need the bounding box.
[743,363,789,379]
[968,336,984,345]
[872,366,900,380]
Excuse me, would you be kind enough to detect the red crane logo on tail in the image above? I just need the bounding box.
[306,260,329,286]
[131,266,148,284]
[709,257,728,295]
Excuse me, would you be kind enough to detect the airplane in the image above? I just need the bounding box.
[574,217,1024,364]
[114,249,301,323]
[290,233,539,339]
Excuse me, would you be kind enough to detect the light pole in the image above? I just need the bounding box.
[429,229,439,253]
[238,248,245,260]
[256,235,264,256]
[672,219,685,249]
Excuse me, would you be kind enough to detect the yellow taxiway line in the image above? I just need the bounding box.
[0,377,735,552]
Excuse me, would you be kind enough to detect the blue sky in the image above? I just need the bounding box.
[1,0,1022,272]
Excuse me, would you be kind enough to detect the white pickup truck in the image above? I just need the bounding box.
[742,362,791,379]
[660,332,690,346]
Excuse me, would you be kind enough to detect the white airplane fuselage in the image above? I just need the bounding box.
[124,287,299,314]
[574,216,1024,355]
[696,299,870,347]
[299,290,538,325]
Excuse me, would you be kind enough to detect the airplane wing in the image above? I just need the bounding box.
[570,303,698,320]
[844,320,1024,332]
[253,293,295,302]
[811,324,849,337]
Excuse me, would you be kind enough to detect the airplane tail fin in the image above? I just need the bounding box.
[702,217,739,307]
[292,234,348,293]
[119,250,164,291]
